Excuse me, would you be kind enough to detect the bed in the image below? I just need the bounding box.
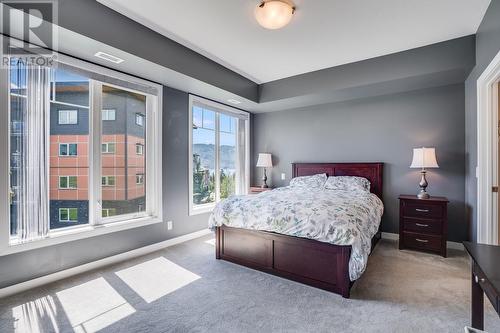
[209,162,384,298]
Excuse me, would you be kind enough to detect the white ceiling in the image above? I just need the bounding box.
[97,0,490,84]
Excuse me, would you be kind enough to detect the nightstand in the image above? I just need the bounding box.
[249,186,273,194]
[399,195,449,257]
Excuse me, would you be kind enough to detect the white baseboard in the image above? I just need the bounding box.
[0,228,212,299]
[381,232,464,251]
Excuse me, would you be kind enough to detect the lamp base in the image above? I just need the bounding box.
[416,170,430,199]
[417,191,430,199]
[261,168,268,188]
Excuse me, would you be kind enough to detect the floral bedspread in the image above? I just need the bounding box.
[208,187,384,281]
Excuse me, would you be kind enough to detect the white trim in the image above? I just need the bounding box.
[477,49,500,245]
[381,232,399,240]
[0,229,211,298]
[2,216,164,256]
[381,232,464,251]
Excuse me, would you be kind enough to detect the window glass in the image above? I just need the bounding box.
[59,208,78,222]
[192,109,215,206]
[6,56,160,243]
[135,113,144,126]
[102,109,116,121]
[102,85,146,218]
[59,143,78,156]
[219,114,237,199]
[58,110,78,124]
[190,99,248,214]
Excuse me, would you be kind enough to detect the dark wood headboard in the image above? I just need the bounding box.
[292,163,384,200]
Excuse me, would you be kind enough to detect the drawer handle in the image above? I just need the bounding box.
[415,238,429,243]
[415,208,430,213]
[415,223,429,227]
[475,275,486,283]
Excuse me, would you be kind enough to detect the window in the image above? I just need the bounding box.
[136,143,144,155]
[102,208,116,218]
[136,174,144,185]
[59,176,78,189]
[189,96,249,215]
[3,50,163,249]
[58,110,78,124]
[59,143,78,156]
[102,109,116,121]
[135,113,145,126]
[101,142,116,153]
[102,176,116,186]
[59,208,78,222]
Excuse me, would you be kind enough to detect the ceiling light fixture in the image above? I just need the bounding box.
[94,51,124,64]
[255,0,295,30]
[227,99,242,105]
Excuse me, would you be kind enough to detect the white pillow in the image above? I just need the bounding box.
[324,176,371,192]
[289,173,327,189]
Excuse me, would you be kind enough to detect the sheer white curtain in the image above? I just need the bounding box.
[14,65,50,242]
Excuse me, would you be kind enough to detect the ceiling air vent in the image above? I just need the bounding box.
[94,51,124,64]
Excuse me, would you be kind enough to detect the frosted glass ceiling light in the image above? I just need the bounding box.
[255,1,295,30]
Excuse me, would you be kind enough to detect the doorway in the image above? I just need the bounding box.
[477,50,500,245]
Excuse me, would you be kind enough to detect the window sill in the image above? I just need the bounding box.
[1,216,164,256]
[189,204,215,216]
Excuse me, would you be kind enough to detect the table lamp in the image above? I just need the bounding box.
[256,153,273,188]
[410,147,439,199]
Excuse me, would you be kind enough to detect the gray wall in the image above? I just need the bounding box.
[0,87,210,289]
[253,84,466,242]
[465,0,500,242]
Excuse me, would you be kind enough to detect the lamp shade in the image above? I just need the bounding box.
[256,153,273,168]
[410,147,439,169]
[255,1,295,30]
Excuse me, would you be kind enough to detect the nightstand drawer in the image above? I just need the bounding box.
[402,232,442,252]
[403,217,442,235]
[402,201,444,219]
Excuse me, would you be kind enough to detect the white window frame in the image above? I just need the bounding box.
[136,143,144,155]
[59,176,78,189]
[59,208,78,223]
[58,109,78,125]
[188,95,250,215]
[59,143,78,157]
[136,173,144,185]
[0,51,163,255]
[136,113,145,126]
[102,109,116,121]
[101,175,116,187]
[101,142,116,154]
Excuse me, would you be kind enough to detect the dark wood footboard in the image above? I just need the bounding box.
[215,225,353,298]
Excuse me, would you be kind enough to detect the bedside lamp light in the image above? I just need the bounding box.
[256,153,273,188]
[410,147,439,199]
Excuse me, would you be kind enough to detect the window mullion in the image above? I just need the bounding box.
[215,112,221,203]
[90,80,103,226]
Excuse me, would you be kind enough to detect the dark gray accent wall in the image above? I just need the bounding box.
[465,0,500,242]
[252,84,466,242]
[0,86,210,289]
[57,0,259,102]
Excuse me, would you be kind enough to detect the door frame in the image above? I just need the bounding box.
[477,50,500,245]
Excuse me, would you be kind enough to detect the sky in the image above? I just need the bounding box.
[193,106,236,146]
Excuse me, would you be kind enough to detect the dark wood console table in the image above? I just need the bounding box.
[464,242,500,330]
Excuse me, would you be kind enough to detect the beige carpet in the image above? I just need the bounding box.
[0,235,499,333]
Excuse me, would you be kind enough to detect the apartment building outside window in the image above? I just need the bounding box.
[58,110,78,124]
[59,143,78,156]
[1,51,163,251]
